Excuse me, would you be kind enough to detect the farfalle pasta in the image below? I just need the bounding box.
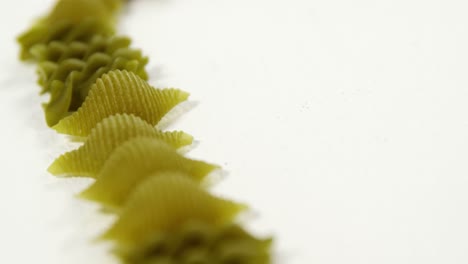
[17,0,273,263]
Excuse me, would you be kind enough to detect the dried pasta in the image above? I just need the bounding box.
[53,70,189,137]
[18,18,114,61]
[102,172,246,245]
[37,36,148,94]
[18,0,123,60]
[31,36,132,64]
[48,114,193,177]
[17,0,273,263]
[35,38,148,126]
[116,221,272,264]
[80,137,218,208]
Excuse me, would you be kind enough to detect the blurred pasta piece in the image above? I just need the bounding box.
[80,137,218,209]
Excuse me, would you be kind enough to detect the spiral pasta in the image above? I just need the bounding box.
[17,0,273,263]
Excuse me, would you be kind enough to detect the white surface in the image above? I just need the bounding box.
[1,0,468,263]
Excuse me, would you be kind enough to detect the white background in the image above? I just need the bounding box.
[1,0,468,263]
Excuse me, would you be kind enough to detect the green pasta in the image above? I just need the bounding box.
[48,114,193,178]
[36,35,148,95]
[43,52,148,126]
[115,221,272,264]
[102,172,246,245]
[53,70,189,137]
[17,0,273,263]
[80,137,219,209]
[18,0,123,60]
[31,35,131,64]
[34,35,148,126]
[18,18,113,61]
[47,0,122,23]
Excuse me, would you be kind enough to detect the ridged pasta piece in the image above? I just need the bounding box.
[36,35,147,95]
[53,70,189,137]
[48,114,193,178]
[80,137,218,208]
[31,35,131,65]
[18,0,122,59]
[46,0,118,24]
[102,173,246,246]
[40,43,148,126]
[116,221,272,264]
[18,0,274,263]
[45,47,147,97]
[18,18,114,61]
[33,35,147,127]
[18,0,123,60]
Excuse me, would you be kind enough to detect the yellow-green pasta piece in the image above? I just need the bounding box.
[17,1,274,263]
[18,0,122,59]
[53,70,189,137]
[46,0,118,24]
[43,71,80,127]
[34,35,147,126]
[71,48,148,101]
[36,35,147,95]
[102,172,246,246]
[48,114,193,178]
[80,137,218,208]
[31,35,132,65]
[41,47,148,126]
[18,18,114,61]
[116,221,272,264]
